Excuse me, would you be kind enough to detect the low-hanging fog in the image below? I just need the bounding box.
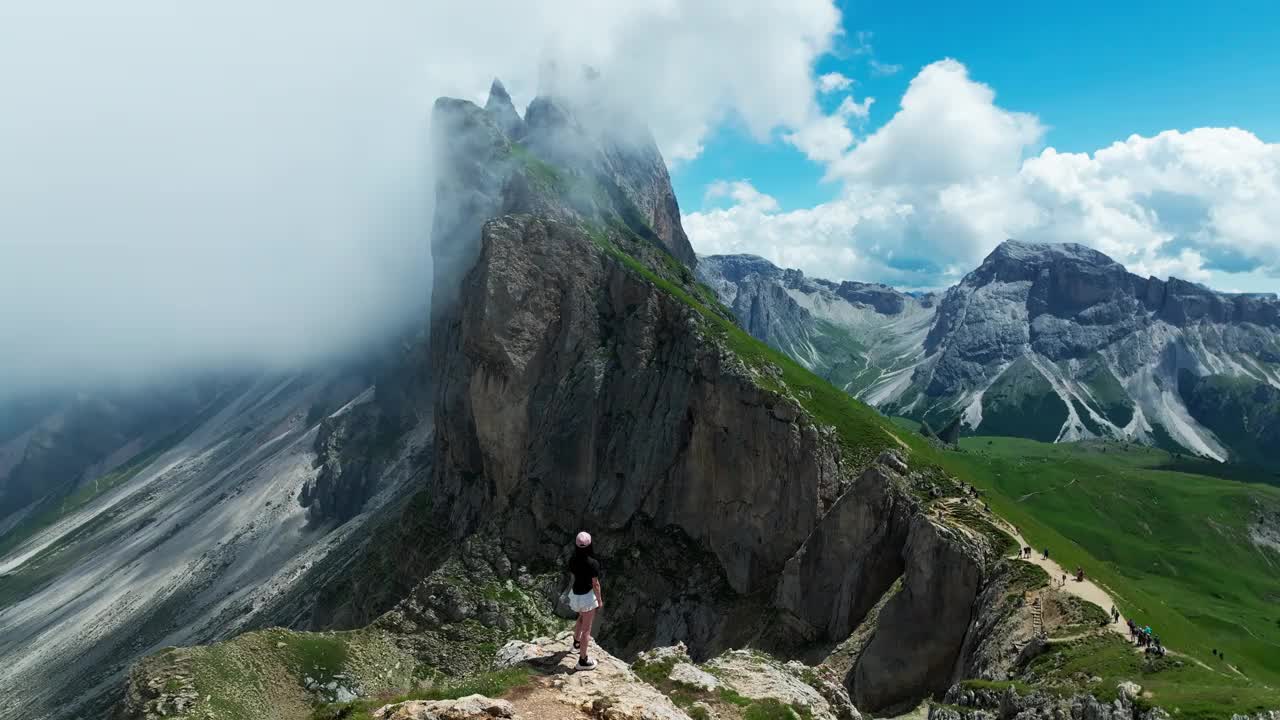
[0,0,845,395]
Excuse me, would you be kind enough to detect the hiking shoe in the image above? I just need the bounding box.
[573,639,581,651]
[576,656,597,671]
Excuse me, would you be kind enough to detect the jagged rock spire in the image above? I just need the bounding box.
[484,77,524,139]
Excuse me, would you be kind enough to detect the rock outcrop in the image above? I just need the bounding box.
[930,683,1172,720]
[774,461,916,642]
[497,633,692,720]
[851,518,986,711]
[301,399,388,524]
[702,649,861,720]
[374,695,514,720]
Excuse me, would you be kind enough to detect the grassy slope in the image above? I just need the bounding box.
[133,558,567,720]
[934,437,1280,715]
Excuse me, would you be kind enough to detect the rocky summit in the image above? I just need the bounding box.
[700,243,1280,463]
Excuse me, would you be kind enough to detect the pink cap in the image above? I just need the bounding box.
[575,531,592,547]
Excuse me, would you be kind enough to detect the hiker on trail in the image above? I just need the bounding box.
[1043,548,1049,560]
[568,531,604,671]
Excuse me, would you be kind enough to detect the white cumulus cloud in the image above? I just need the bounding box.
[817,72,854,93]
[686,59,1280,293]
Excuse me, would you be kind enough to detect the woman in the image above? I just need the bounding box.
[568,531,603,670]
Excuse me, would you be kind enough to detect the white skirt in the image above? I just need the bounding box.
[569,590,598,613]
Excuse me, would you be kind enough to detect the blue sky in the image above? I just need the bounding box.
[676,0,1280,214]
[673,1,1280,294]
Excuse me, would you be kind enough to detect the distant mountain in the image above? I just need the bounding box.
[700,242,1280,464]
[698,254,938,404]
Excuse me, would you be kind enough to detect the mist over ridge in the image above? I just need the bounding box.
[0,1,843,395]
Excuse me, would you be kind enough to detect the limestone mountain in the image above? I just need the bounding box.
[697,254,938,406]
[700,243,1280,464]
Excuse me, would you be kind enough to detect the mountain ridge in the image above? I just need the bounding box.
[700,242,1280,464]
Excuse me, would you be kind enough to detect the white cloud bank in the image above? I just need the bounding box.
[685,59,1280,292]
[0,0,847,390]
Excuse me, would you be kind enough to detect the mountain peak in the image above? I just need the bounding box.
[986,239,1120,268]
[698,254,784,282]
[484,77,523,138]
[486,77,512,105]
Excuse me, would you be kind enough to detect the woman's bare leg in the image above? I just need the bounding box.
[578,608,596,659]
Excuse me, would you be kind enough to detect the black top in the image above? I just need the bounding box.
[568,553,600,595]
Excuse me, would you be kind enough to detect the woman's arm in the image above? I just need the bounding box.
[592,576,603,608]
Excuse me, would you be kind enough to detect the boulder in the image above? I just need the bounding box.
[669,663,720,692]
[705,650,856,720]
[497,633,691,720]
[373,695,513,720]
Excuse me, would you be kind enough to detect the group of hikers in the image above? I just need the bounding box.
[1017,545,1091,588]
[1018,545,1053,563]
[1011,542,1177,661]
[1127,618,1166,656]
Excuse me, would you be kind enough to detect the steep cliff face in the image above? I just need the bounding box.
[774,464,915,643]
[416,79,1009,710]
[850,518,985,711]
[430,213,853,641]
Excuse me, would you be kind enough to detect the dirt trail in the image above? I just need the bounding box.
[936,496,1126,638]
[1004,527,1131,640]
[1013,540,1126,635]
[973,501,1253,683]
